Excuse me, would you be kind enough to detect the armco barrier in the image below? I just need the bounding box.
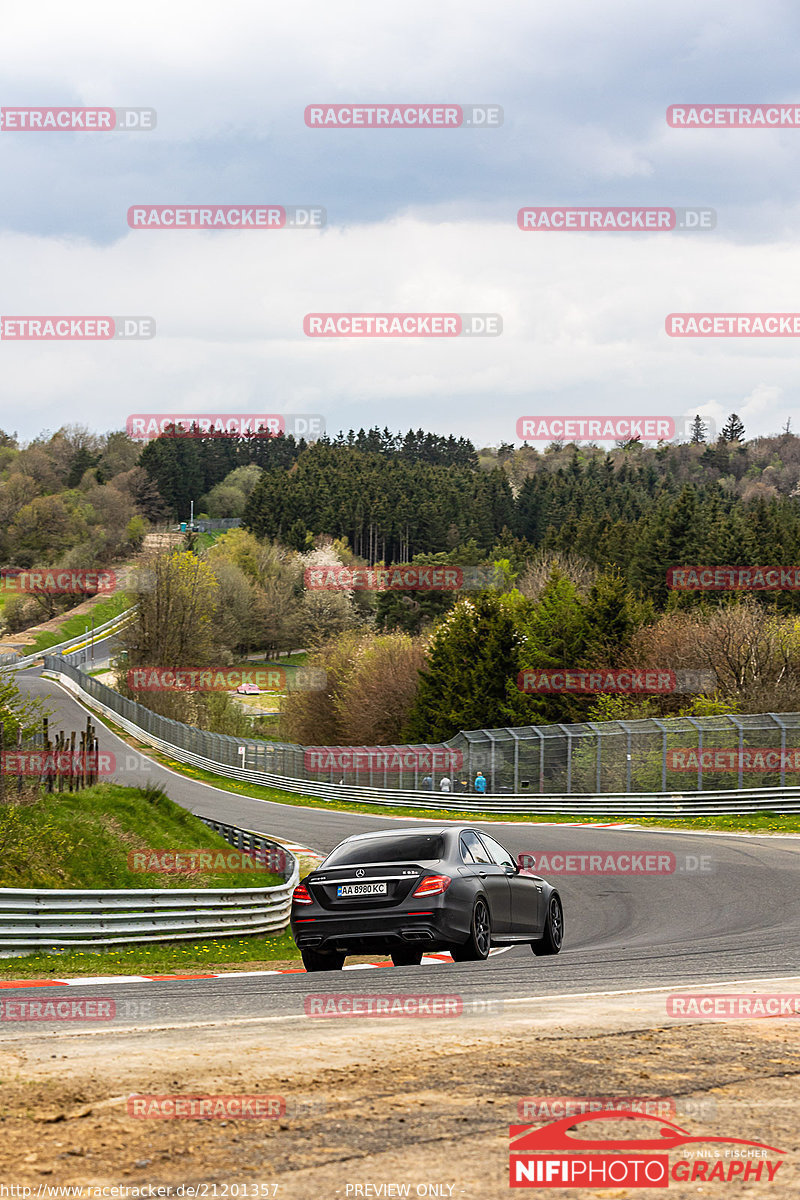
[40,657,800,815]
[0,821,297,950]
[4,608,136,671]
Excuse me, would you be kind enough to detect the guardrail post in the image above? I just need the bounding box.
[511,730,520,792]
[566,729,573,794]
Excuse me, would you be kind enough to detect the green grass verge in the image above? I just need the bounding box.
[0,783,282,889]
[85,714,800,835]
[228,652,309,670]
[30,593,131,652]
[0,930,301,979]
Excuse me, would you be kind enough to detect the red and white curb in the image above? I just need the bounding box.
[0,950,515,989]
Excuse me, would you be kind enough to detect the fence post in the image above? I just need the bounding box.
[512,730,520,792]
[566,729,573,794]
[16,727,22,795]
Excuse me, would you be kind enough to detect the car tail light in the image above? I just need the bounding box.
[292,883,313,905]
[412,874,451,897]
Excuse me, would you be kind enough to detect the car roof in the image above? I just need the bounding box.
[341,827,452,842]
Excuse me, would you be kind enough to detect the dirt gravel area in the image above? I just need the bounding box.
[0,988,797,1198]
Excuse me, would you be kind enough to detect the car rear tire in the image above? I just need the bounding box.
[531,894,563,956]
[450,897,491,961]
[301,948,345,972]
[391,948,424,966]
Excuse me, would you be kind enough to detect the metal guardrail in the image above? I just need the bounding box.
[3,608,135,671]
[0,821,298,950]
[43,658,800,815]
[38,657,800,799]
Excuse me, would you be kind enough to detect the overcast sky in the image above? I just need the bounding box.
[2,0,800,446]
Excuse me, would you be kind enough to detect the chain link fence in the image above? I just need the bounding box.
[41,657,800,795]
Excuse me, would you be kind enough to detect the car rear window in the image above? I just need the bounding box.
[324,835,445,866]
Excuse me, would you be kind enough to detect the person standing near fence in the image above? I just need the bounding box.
[474,770,487,795]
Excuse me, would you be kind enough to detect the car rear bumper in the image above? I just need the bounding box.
[291,907,470,954]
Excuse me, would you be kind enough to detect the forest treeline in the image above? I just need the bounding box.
[8,416,800,750]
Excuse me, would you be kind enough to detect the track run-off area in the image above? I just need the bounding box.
[1,670,799,1198]
[5,668,800,1021]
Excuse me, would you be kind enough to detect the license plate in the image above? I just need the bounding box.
[337,882,388,897]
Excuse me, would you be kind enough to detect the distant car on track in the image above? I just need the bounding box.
[235,682,262,694]
[290,826,563,972]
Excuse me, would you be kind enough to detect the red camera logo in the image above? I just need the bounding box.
[510,1110,785,1187]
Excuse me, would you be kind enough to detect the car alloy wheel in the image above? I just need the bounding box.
[451,897,491,961]
[531,894,564,956]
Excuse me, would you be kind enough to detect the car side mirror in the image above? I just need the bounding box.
[517,853,536,871]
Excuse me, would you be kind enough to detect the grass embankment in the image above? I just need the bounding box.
[0,783,282,890]
[0,931,300,979]
[30,593,131,652]
[0,783,301,978]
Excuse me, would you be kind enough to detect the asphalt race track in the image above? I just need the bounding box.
[4,669,800,1031]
